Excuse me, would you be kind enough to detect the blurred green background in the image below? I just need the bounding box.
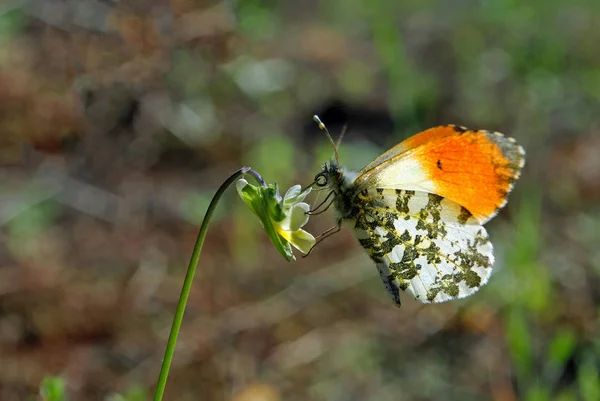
[0,0,599,400]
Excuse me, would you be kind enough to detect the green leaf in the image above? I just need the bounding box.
[525,384,550,401]
[106,385,148,401]
[505,308,533,381]
[0,9,24,48]
[40,376,67,401]
[547,328,576,369]
[578,355,600,401]
[553,388,578,401]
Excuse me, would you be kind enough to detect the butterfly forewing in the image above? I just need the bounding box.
[353,188,494,304]
[358,125,460,175]
[354,127,525,223]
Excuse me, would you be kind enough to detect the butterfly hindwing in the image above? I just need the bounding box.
[352,188,494,304]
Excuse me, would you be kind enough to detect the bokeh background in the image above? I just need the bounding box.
[1,0,599,400]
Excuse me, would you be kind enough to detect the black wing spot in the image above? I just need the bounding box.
[437,160,442,170]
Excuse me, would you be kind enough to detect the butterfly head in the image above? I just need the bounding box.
[312,160,360,220]
[314,160,343,190]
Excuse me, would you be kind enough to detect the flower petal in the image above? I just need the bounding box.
[236,178,249,195]
[295,186,312,203]
[288,229,316,254]
[278,202,309,231]
[289,203,310,230]
[283,184,302,204]
[277,225,293,242]
[283,185,312,208]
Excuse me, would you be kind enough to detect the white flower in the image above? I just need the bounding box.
[276,185,315,255]
[237,180,315,261]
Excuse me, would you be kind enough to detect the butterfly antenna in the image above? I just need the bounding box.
[313,115,339,165]
[335,123,348,150]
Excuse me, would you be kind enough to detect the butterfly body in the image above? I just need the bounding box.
[315,125,525,306]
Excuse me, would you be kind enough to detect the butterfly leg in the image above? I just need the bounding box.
[308,190,336,215]
[302,218,342,257]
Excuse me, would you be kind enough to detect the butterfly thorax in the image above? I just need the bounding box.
[317,161,362,220]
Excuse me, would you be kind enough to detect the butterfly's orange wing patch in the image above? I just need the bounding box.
[415,129,525,222]
[354,126,525,223]
[358,125,465,174]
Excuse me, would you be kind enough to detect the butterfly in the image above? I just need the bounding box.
[311,116,525,305]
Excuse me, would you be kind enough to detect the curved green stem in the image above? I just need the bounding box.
[153,166,264,401]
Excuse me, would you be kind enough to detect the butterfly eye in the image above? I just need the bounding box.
[315,173,328,187]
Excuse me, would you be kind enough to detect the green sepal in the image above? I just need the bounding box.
[262,184,286,223]
[237,180,295,261]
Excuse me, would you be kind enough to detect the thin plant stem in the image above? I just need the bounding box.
[153,166,265,401]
